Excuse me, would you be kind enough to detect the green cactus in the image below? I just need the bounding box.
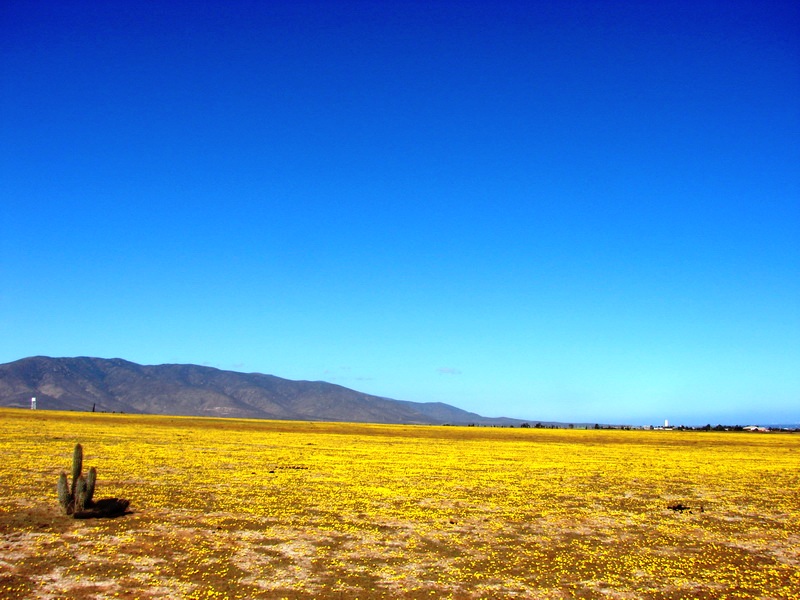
[56,443,90,517]
[70,443,83,497]
[57,443,128,519]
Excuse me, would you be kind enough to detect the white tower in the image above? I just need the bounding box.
[31,397,37,410]
[664,419,669,428]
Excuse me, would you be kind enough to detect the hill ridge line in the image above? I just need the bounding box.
[0,356,532,426]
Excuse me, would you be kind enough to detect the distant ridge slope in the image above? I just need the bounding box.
[0,356,522,425]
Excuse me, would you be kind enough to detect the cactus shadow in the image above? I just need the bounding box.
[72,498,132,519]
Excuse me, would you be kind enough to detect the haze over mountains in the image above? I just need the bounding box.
[0,356,529,426]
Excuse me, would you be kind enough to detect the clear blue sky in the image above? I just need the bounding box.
[2,1,798,426]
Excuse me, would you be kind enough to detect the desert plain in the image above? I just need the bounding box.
[0,408,797,599]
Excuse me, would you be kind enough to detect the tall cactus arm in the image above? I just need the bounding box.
[70,444,83,496]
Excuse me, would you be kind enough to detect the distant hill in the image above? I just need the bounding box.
[0,356,528,426]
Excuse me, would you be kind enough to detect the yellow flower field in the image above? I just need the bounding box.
[0,408,797,599]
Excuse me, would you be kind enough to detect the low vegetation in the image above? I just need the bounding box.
[0,408,797,598]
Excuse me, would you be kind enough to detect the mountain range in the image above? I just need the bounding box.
[0,356,529,426]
